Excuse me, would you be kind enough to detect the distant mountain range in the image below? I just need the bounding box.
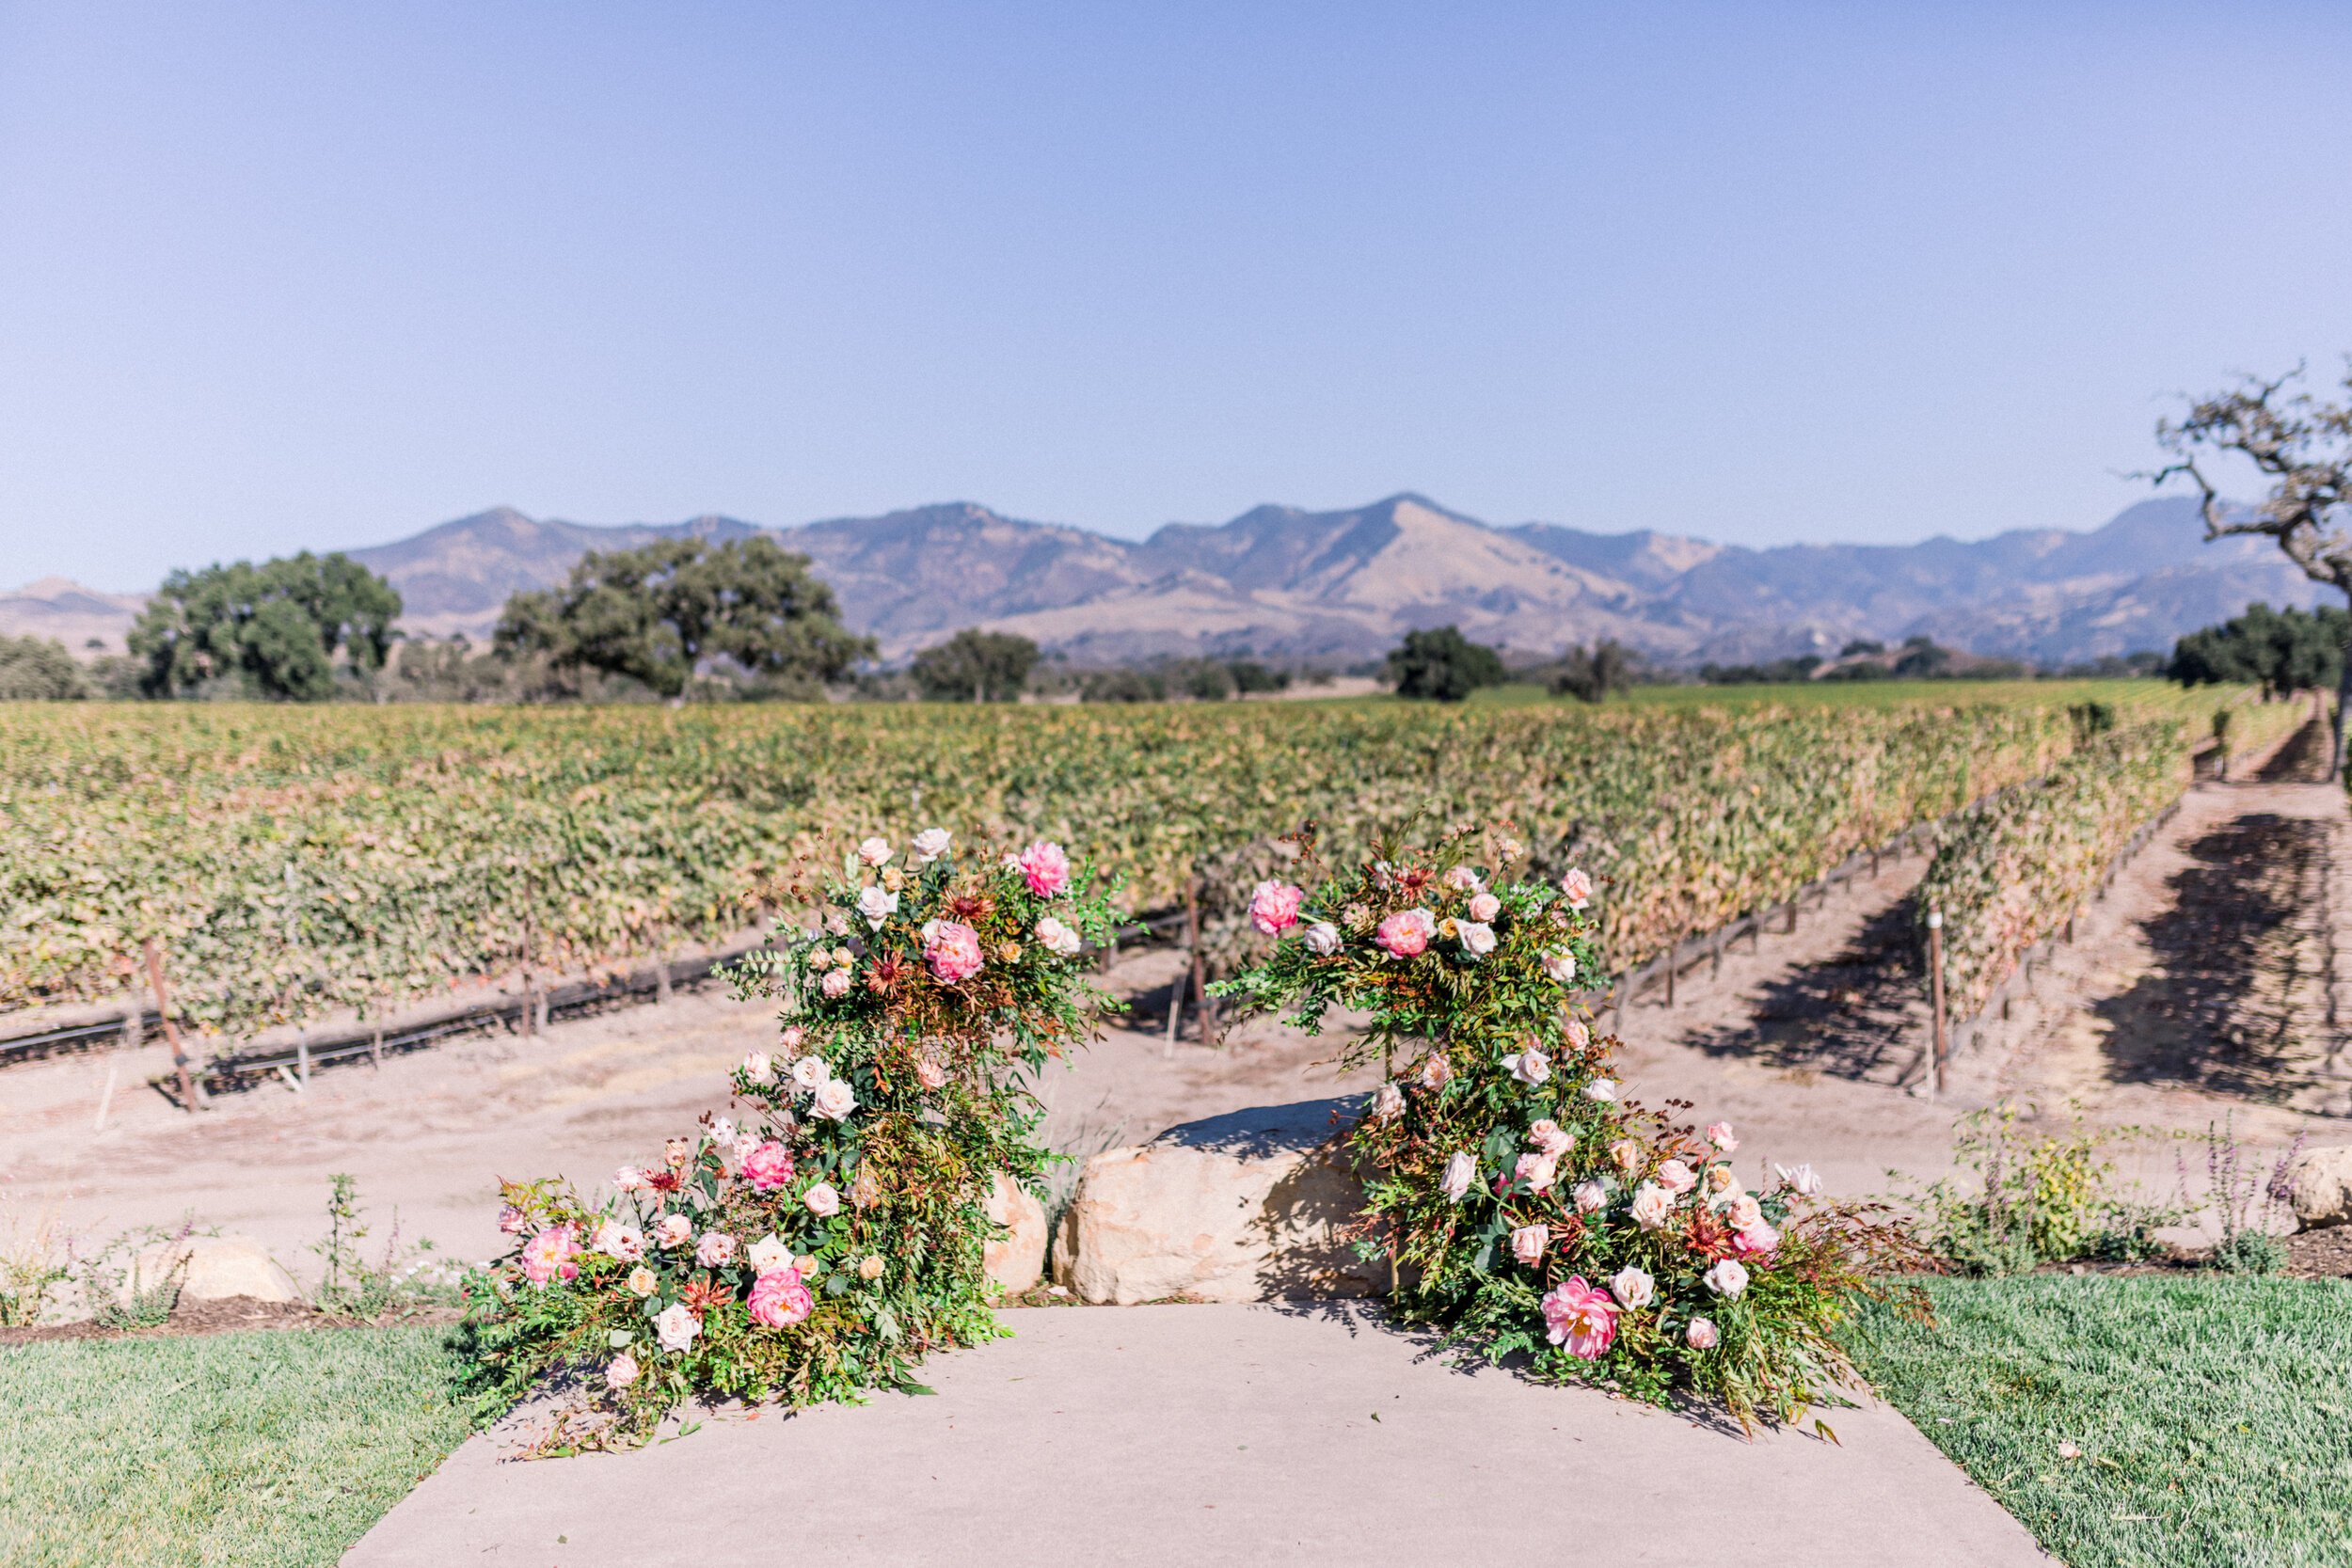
[4,494,2325,668]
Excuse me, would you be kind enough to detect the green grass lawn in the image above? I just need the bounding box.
[1853,1275,2352,1568]
[0,1325,476,1568]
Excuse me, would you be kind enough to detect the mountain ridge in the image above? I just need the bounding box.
[3,493,2324,667]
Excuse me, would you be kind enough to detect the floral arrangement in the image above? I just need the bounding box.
[463,830,1120,1447]
[1216,826,1928,1428]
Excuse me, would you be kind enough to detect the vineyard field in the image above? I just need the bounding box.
[0,681,2299,1043]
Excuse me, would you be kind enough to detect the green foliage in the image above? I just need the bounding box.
[495,535,872,700]
[1852,1275,2352,1568]
[1699,655,1824,685]
[464,833,1120,1447]
[1548,639,1635,703]
[1917,721,2188,1020]
[910,628,1039,703]
[0,635,94,701]
[72,1226,190,1330]
[127,552,401,701]
[1078,667,1166,702]
[1386,626,1507,701]
[2168,601,2348,697]
[1217,828,1930,1430]
[0,697,2106,1037]
[2190,1118,2298,1275]
[0,1323,477,1566]
[1908,1105,2177,1275]
[310,1174,455,1318]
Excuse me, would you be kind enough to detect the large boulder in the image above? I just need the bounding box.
[131,1234,303,1304]
[1052,1096,1384,1306]
[983,1172,1048,1293]
[2288,1145,2352,1230]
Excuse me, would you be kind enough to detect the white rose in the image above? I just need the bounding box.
[596,1222,644,1262]
[743,1052,774,1084]
[1303,921,1343,956]
[790,1055,829,1092]
[1468,892,1502,923]
[1705,1258,1750,1297]
[1371,1082,1406,1121]
[1727,1194,1764,1230]
[695,1230,736,1268]
[912,828,952,863]
[1509,1224,1549,1266]
[1584,1078,1618,1103]
[1611,1265,1655,1309]
[1775,1161,1824,1197]
[803,1181,841,1216]
[1630,1181,1674,1228]
[856,885,899,927]
[1441,1151,1476,1203]
[1035,915,1083,957]
[1444,865,1485,891]
[1543,948,1580,985]
[1563,1018,1591,1051]
[1503,1048,1550,1085]
[812,1078,857,1121]
[857,836,894,866]
[1456,920,1496,958]
[612,1165,646,1192]
[654,1212,693,1249]
[1572,1180,1608,1213]
[1419,1053,1454,1090]
[654,1302,702,1353]
[747,1233,793,1275]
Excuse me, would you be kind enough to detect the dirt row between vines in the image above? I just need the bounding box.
[2,751,2343,1283]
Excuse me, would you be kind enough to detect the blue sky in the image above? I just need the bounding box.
[5,2,2351,588]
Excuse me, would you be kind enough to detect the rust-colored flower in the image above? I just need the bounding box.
[946,892,995,925]
[681,1277,736,1312]
[864,953,914,996]
[1681,1205,1741,1263]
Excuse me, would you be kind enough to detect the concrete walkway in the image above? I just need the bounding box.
[347,1304,2047,1567]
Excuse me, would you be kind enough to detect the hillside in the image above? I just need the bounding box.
[1,494,2324,667]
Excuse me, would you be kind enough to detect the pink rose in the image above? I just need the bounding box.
[1726,1193,1764,1231]
[518,1225,579,1285]
[612,1165,646,1193]
[1560,868,1593,910]
[1371,1082,1406,1121]
[1685,1316,1720,1350]
[803,1182,841,1217]
[1444,865,1485,892]
[1610,1265,1655,1309]
[741,1141,797,1192]
[695,1230,737,1268]
[498,1205,528,1235]
[1248,880,1305,936]
[594,1221,644,1262]
[820,968,852,999]
[1563,1018,1591,1052]
[1375,909,1437,958]
[1017,841,1071,897]
[1655,1160,1697,1196]
[914,1045,949,1090]
[748,1268,817,1328]
[1514,1152,1558,1194]
[1529,1119,1573,1159]
[1540,1275,1619,1359]
[1630,1182,1675,1229]
[1509,1224,1550,1265]
[1736,1222,1781,1255]
[1468,892,1502,923]
[1441,1151,1476,1202]
[654,1212,693,1250]
[1706,1120,1739,1153]
[605,1353,640,1389]
[1571,1180,1607,1213]
[922,919,986,983]
[1418,1053,1453,1090]
[1704,1258,1750,1297]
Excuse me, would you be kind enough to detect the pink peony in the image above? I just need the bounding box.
[1375,909,1437,958]
[747,1268,817,1328]
[740,1141,797,1192]
[518,1225,579,1285]
[1560,868,1593,910]
[1248,880,1306,936]
[1706,1120,1739,1153]
[922,920,986,983]
[1017,841,1072,897]
[1735,1223,1779,1255]
[1540,1275,1620,1359]
[1685,1316,1720,1350]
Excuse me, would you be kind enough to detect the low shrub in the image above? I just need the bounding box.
[1907,1104,2178,1275]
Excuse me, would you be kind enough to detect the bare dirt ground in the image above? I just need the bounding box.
[3,729,2344,1285]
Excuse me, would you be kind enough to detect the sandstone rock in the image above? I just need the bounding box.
[131,1234,303,1304]
[2288,1145,2352,1229]
[1052,1096,1385,1306]
[983,1172,1048,1293]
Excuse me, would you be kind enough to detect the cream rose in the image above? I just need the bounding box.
[1611,1265,1655,1309]
[1441,1151,1477,1203]
[1510,1224,1550,1266]
[1630,1182,1674,1228]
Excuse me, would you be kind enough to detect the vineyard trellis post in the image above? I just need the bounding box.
[1926,909,1947,1097]
[143,938,204,1111]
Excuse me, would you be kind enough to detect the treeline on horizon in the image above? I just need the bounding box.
[0,536,2337,707]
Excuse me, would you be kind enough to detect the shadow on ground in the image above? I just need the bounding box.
[1679,898,1930,1085]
